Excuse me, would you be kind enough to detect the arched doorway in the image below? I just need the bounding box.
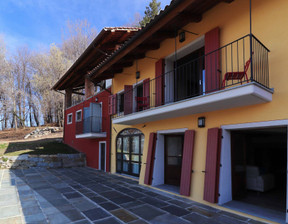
[116,128,144,177]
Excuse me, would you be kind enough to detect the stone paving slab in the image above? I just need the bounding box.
[0,167,271,224]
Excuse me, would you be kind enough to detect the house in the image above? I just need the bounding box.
[52,27,140,171]
[86,0,288,223]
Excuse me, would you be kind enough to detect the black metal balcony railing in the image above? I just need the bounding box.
[76,116,106,135]
[114,34,270,118]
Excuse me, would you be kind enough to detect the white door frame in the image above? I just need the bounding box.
[152,128,188,186]
[219,119,288,222]
[99,141,106,172]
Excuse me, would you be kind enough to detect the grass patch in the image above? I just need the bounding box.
[1,157,8,162]
[1,139,78,156]
[0,143,9,156]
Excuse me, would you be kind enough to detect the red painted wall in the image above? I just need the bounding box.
[64,88,111,171]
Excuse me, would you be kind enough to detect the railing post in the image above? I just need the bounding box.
[249,34,254,81]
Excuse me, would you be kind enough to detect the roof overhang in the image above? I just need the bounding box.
[89,0,234,81]
[53,27,140,91]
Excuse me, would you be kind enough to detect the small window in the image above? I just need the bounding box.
[76,110,82,122]
[67,113,73,124]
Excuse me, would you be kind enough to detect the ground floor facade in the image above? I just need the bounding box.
[64,89,111,171]
[111,101,288,223]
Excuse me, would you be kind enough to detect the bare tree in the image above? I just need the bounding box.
[31,44,70,126]
[61,19,97,63]
[125,12,142,27]
[0,19,97,129]
[10,47,32,128]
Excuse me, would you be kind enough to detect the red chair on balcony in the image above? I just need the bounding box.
[221,56,252,88]
[135,97,149,111]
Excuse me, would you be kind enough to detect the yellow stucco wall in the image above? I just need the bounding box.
[110,0,288,221]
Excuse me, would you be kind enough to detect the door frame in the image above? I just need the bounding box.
[99,141,106,172]
[219,120,288,223]
[152,128,187,186]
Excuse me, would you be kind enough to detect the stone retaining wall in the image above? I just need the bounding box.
[0,153,86,169]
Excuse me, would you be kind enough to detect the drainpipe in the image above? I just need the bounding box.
[249,0,254,81]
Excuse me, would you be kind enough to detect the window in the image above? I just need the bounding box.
[67,113,73,124]
[76,110,82,122]
[118,92,124,113]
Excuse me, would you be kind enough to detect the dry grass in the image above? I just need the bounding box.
[0,138,78,156]
[0,126,71,156]
[0,128,35,141]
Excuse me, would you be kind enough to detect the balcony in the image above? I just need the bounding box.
[76,116,107,138]
[113,34,273,125]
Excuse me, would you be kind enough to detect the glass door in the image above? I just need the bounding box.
[116,129,144,177]
[164,135,184,186]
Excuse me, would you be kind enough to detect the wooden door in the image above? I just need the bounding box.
[100,143,105,171]
[164,135,184,186]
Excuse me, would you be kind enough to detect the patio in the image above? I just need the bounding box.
[0,167,266,224]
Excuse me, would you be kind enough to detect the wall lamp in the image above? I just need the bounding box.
[136,71,140,79]
[198,117,205,128]
[179,31,185,43]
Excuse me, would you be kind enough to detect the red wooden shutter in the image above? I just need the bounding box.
[112,94,117,115]
[205,27,220,93]
[108,95,113,115]
[143,78,150,109]
[144,132,157,185]
[124,85,133,115]
[108,94,117,115]
[203,128,222,203]
[180,130,195,196]
[155,59,165,107]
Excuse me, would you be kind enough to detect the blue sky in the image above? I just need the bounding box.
[0,0,171,53]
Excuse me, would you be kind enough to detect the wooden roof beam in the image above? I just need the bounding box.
[138,43,161,51]
[72,91,85,96]
[123,53,146,61]
[221,0,234,3]
[177,13,202,24]
[152,30,177,39]
[113,61,134,69]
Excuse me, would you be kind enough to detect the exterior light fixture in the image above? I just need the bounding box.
[198,117,205,128]
[95,97,98,102]
[179,31,185,43]
[136,71,140,79]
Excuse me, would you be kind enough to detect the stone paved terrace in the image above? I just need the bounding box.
[0,167,268,224]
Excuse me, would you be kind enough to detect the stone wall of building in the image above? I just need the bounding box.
[0,153,86,169]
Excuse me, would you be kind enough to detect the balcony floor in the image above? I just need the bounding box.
[113,82,273,125]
